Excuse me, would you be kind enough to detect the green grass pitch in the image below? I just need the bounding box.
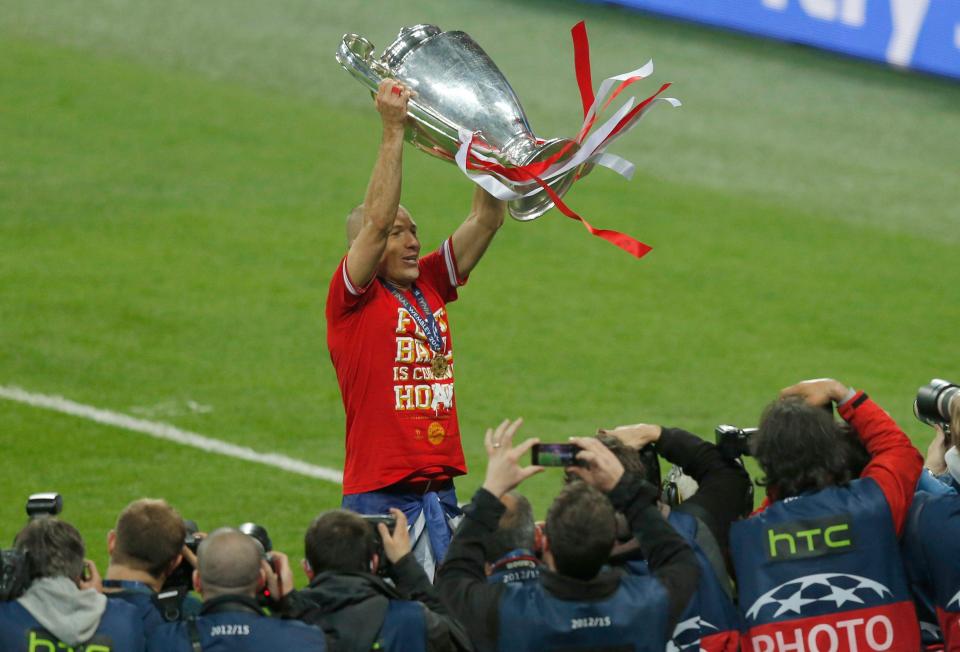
[1,0,959,577]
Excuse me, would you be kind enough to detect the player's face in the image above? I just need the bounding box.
[378,210,420,289]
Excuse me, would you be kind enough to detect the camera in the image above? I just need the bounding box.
[360,514,397,535]
[155,519,202,621]
[638,444,662,493]
[360,514,397,577]
[714,426,757,516]
[239,522,273,558]
[914,378,959,433]
[239,522,281,606]
[715,424,758,461]
[1,492,64,601]
[0,549,30,601]
[160,519,200,596]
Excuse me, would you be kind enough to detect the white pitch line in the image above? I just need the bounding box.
[0,385,343,485]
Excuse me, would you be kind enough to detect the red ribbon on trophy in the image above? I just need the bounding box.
[455,21,680,259]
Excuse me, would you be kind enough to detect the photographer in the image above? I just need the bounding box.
[146,528,327,651]
[730,378,923,651]
[903,388,960,650]
[0,517,146,651]
[102,498,200,631]
[282,508,469,651]
[591,432,743,652]
[596,422,751,567]
[437,418,699,652]
[485,492,542,586]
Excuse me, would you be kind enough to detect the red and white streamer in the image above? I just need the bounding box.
[454,21,681,259]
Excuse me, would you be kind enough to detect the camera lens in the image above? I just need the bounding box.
[915,379,960,426]
[937,385,959,422]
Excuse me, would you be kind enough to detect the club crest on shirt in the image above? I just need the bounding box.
[428,421,446,445]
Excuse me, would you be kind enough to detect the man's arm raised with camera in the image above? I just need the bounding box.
[377,509,443,610]
[437,419,543,651]
[345,79,414,289]
[568,437,700,628]
[599,420,751,552]
[440,419,544,580]
[780,377,922,536]
[376,509,471,652]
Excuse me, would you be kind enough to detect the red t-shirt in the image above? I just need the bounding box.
[326,238,468,494]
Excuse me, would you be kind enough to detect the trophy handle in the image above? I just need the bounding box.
[336,34,386,93]
[336,33,461,155]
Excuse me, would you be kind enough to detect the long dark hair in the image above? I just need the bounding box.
[753,397,862,499]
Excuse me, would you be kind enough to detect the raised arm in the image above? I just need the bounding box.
[781,378,923,536]
[449,186,506,278]
[345,79,413,289]
[437,419,543,651]
[569,437,700,629]
[600,422,751,550]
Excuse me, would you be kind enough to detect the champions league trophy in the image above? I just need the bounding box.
[336,24,583,221]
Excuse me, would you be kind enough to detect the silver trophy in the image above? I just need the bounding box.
[335,24,585,221]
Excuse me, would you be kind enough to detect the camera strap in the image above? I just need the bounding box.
[187,616,202,652]
[153,587,188,623]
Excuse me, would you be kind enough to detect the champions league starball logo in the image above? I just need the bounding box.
[947,588,960,610]
[745,573,892,622]
[667,616,717,652]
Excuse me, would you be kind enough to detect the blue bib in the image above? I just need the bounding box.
[496,572,669,651]
[731,478,919,651]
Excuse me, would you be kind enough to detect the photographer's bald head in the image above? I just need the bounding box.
[193,528,263,600]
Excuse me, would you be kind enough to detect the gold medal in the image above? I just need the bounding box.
[431,353,449,378]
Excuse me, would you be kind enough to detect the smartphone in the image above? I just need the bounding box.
[531,443,582,467]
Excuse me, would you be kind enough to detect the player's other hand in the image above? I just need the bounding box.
[375,79,415,131]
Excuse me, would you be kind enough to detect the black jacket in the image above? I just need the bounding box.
[283,553,470,652]
[657,426,752,556]
[436,472,700,651]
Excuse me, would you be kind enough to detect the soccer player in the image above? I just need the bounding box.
[326,78,506,577]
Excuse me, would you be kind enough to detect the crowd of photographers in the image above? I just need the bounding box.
[1,377,958,651]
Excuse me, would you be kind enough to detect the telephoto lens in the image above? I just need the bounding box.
[238,523,273,555]
[914,379,959,428]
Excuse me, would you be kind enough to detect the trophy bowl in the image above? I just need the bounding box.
[336,25,585,221]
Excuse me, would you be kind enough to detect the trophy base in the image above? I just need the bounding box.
[507,138,582,222]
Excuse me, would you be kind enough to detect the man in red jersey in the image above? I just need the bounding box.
[326,78,506,577]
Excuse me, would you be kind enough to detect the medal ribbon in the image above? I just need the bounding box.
[382,282,444,353]
[453,21,681,259]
